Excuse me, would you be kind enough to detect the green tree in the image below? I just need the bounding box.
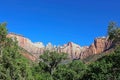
[53,64,76,80]
[107,21,120,46]
[53,60,87,80]
[39,51,68,75]
[33,51,68,80]
[69,60,87,80]
[0,22,33,80]
[0,22,7,61]
[32,63,53,80]
[0,22,7,42]
[83,46,120,80]
[87,60,113,80]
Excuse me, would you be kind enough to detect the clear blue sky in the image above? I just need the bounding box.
[0,0,120,46]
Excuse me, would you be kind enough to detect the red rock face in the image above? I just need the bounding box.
[7,33,112,61]
[7,33,44,59]
[20,50,36,61]
[7,33,86,60]
[80,37,112,59]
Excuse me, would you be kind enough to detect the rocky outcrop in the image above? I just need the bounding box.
[80,37,112,59]
[7,33,86,60]
[7,33,112,61]
[58,42,87,59]
[7,33,44,59]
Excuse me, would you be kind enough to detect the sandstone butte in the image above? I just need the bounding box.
[7,33,112,61]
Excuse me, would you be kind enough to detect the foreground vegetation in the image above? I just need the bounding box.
[0,22,120,80]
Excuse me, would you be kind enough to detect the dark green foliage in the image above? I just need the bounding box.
[0,22,33,80]
[39,51,68,75]
[83,46,120,80]
[107,21,120,46]
[53,60,87,80]
[0,22,7,43]
[85,59,113,80]
[68,60,87,79]
[33,51,68,80]
[53,64,76,80]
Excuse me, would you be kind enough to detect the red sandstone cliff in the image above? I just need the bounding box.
[7,33,112,61]
[7,33,44,59]
[80,37,112,59]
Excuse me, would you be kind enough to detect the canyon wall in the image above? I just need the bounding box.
[7,33,112,60]
[80,37,112,59]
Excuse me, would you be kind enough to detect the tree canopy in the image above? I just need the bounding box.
[0,22,33,80]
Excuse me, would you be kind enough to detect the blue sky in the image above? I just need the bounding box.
[0,0,120,46]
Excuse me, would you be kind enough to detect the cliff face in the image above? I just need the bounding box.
[80,37,112,59]
[7,33,112,61]
[7,33,44,59]
[58,42,87,59]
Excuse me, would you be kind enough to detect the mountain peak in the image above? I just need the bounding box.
[7,33,112,60]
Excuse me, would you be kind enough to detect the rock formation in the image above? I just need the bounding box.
[80,37,112,59]
[7,33,44,59]
[7,33,112,61]
[58,42,86,59]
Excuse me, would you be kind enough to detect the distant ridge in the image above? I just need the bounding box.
[7,33,112,61]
